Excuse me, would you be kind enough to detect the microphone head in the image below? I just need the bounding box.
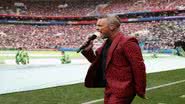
[93,32,101,38]
[88,34,97,40]
[88,32,100,40]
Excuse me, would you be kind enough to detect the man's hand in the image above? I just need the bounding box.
[83,40,94,51]
[138,94,148,99]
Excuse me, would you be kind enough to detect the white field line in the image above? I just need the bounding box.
[82,79,185,104]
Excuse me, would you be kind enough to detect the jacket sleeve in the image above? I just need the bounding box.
[81,48,96,63]
[123,38,146,97]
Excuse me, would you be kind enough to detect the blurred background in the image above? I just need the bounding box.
[0,0,185,104]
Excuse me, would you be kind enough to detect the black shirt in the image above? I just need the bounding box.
[97,39,112,86]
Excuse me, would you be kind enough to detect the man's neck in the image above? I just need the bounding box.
[109,30,120,41]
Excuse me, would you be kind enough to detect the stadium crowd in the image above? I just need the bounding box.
[0,20,185,50]
[0,24,96,49]
[0,0,185,50]
[0,0,184,16]
[103,0,184,14]
[144,20,185,49]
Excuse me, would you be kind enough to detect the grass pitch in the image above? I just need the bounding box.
[0,68,185,104]
[0,51,81,62]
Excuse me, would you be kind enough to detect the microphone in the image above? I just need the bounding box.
[77,34,97,53]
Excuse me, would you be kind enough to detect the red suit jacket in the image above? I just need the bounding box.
[82,32,146,97]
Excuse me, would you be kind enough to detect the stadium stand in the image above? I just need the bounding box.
[0,0,185,52]
[0,20,184,50]
[0,0,184,16]
[0,25,95,49]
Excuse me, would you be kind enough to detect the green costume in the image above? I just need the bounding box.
[60,53,71,64]
[176,46,185,57]
[152,53,158,58]
[16,50,29,65]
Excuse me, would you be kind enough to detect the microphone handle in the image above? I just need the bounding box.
[77,39,91,53]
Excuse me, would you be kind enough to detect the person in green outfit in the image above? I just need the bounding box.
[15,47,29,65]
[60,51,71,64]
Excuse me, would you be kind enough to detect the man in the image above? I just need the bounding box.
[16,47,22,65]
[16,47,29,65]
[81,15,146,104]
[60,51,71,64]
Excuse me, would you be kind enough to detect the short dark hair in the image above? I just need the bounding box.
[97,15,121,28]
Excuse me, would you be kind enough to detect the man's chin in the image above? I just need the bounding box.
[102,37,108,39]
[99,33,108,39]
[99,34,104,39]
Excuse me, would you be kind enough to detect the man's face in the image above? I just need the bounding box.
[96,18,110,39]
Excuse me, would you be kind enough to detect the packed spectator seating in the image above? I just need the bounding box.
[0,24,96,49]
[0,0,184,16]
[0,0,101,16]
[103,0,184,14]
[1,20,185,50]
[144,20,185,49]
[0,0,185,50]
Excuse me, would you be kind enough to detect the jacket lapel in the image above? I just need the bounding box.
[105,32,122,69]
[96,42,105,56]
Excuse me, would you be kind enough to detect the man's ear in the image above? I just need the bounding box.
[109,24,116,31]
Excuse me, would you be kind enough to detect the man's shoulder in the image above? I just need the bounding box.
[119,35,138,43]
[116,34,139,49]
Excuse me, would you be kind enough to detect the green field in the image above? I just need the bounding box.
[0,51,81,61]
[0,50,81,64]
[0,68,184,104]
[0,50,175,64]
